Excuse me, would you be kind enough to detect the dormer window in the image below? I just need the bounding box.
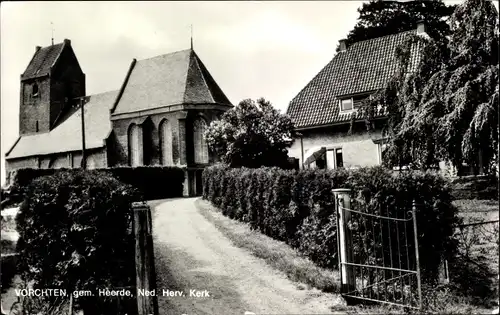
[340,99,353,111]
[32,83,39,97]
[339,95,370,112]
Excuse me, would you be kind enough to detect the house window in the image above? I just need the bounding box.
[378,143,388,164]
[340,95,370,112]
[193,118,209,164]
[335,148,344,168]
[325,148,344,169]
[340,99,353,111]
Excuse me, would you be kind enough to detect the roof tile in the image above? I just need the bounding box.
[287,30,417,129]
[21,43,64,80]
[112,49,231,115]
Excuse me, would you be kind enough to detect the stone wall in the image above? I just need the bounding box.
[5,148,107,184]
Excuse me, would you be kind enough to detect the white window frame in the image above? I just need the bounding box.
[325,147,344,169]
[377,143,388,165]
[339,94,374,113]
[339,98,354,112]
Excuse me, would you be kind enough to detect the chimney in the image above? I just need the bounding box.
[339,39,347,52]
[35,46,41,53]
[416,20,426,34]
[63,39,71,45]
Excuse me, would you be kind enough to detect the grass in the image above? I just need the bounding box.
[453,199,499,216]
[451,199,499,311]
[197,197,499,314]
[194,198,340,293]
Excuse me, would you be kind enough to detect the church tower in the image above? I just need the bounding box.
[19,39,86,136]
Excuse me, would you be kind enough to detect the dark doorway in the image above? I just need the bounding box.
[195,170,203,196]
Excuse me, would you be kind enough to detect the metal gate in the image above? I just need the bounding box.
[333,189,422,310]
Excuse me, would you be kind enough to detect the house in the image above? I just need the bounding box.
[286,22,427,171]
[4,39,233,196]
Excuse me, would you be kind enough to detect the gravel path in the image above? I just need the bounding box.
[152,198,341,315]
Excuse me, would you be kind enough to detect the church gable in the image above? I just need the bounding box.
[111,48,232,116]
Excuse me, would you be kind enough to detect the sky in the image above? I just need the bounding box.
[0,1,494,186]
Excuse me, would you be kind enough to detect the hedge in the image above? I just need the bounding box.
[15,170,141,314]
[4,166,185,206]
[203,165,460,284]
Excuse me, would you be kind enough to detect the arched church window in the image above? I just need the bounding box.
[193,118,209,164]
[32,83,39,97]
[159,119,173,166]
[128,124,142,166]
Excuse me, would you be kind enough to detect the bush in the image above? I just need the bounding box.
[1,254,17,294]
[15,170,142,314]
[203,165,460,284]
[5,166,185,203]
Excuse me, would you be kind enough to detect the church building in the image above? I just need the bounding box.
[4,39,233,196]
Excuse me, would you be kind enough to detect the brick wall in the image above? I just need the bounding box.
[19,79,51,135]
[5,156,39,172]
[288,124,384,169]
[50,44,86,128]
[19,42,85,136]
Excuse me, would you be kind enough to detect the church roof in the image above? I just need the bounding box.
[6,90,118,159]
[286,30,419,129]
[21,42,66,80]
[111,49,232,115]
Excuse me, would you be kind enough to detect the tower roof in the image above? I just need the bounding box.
[21,40,71,80]
[111,49,231,115]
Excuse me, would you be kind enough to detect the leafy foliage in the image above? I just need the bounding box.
[359,0,499,173]
[339,0,455,51]
[15,170,142,313]
[4,166,185,206]
[204,98,297,168]
[203,165,460,284]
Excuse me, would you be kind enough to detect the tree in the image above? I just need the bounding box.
[338,0,456,52]
[205,98,296,168]
[361,0,499,173]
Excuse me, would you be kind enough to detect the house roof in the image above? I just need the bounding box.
[21,42,66,80]
[6,90,118,159]
[286,30,419,129]
[112,48,231,115]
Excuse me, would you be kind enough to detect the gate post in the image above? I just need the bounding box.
[332,189,355,294]
[133,202,159,315]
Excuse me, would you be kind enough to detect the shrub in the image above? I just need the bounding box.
[5,166,185,203]
[1,254,17,294]
[15,170,142,314]
[203,165,460,284]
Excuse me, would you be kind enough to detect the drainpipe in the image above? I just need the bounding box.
[297,132,304,169]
